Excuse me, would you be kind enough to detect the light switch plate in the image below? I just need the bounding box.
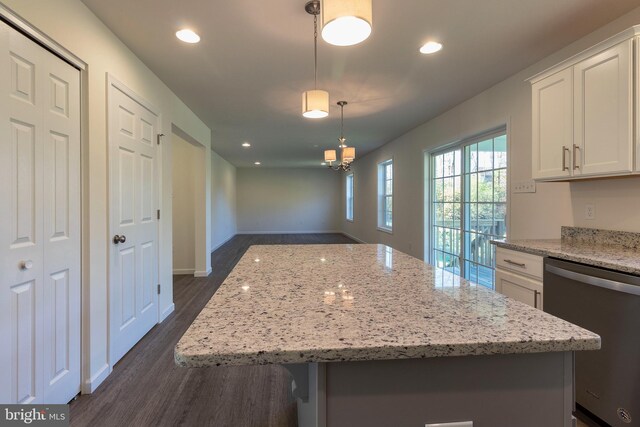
[513,180,536,193]
[425,422,473,427]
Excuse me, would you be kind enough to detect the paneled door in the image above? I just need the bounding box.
[108,78,159,365]
[573,40,633,176]
[531,68,573,180]
[0,22,81,404]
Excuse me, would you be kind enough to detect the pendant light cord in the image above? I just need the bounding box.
[340,104,344,139]
[313,14,318,89]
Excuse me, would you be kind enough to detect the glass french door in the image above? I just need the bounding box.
[431,130,507,288]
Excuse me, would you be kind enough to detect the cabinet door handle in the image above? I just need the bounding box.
[503,259,526,268]
[534,290,540,309]
[562,146,570,171]
[573,144,580,170]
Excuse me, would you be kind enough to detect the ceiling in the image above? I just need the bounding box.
[81,0,640,168]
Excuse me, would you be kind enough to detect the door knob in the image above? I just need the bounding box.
[113,235,126,244]
[20,260,33,270]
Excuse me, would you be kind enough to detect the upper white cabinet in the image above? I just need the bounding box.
[532,68,573,179]
[574,41,633,176]
[636,38,640,173]
[530,27,638,181]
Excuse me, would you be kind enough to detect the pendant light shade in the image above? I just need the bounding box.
[324,149,337,163]
[302,89,329,118]
[342,146,355,162]
[322,0,372,46]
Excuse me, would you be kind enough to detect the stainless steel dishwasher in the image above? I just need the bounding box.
[544,258,640,427]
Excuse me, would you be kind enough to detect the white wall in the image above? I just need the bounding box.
[2,0,213,392]
[172,134,198,274]
[570,177,640,231]
[237,168,341,233]
[341,6,640,260]
[211,150,237,250]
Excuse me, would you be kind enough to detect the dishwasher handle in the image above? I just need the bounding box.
[546,264,640,296]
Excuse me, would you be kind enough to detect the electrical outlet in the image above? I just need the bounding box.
[513,180,536,193]
[585,204,596,220]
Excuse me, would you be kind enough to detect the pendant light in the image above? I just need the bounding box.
[302,1,329,119]
[324,101,356,171]
[321,0,372,47]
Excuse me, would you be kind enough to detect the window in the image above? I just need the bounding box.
[378,159,393,231]
[430,129,507,288]
[346,174,354,221]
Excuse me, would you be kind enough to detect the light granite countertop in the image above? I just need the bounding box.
[175,244,600,367]
[493,227,640,276]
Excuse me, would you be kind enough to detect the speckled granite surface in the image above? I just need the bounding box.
[493,227,640,275]
[175,244,600,368]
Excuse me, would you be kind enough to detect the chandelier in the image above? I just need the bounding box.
[324,101,355,171]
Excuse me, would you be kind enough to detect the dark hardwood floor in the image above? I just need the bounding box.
[70,233,356,427]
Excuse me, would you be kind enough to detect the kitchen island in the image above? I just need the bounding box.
[176,244,600,427]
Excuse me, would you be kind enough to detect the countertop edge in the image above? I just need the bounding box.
[175,337,601,368]
[491,240,640,275]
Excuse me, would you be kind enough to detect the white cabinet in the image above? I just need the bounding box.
[573,40,633,176]
[495,269,543,310]
[532,68,573,179]
[530,27,638,181]
[636,37,640,173]
[495,247,543,310]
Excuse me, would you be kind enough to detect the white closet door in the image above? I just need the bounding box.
[108,79,159,365]
[42,44,81,404]
[0,21,45,405]
[0,21,80,404]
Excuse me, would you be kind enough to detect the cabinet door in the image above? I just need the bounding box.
[636,37,640,173]
[532,68,573,180]
[495,268,543,310]
[574,40,633,176]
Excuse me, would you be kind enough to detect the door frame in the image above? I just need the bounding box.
[106,74,163,368]
[0,5,89,396]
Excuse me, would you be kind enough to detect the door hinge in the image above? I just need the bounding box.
[157,284,161,295]
[157,209,160,220]
[157,133,165,145]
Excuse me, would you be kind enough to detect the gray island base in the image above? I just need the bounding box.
[175,244,599,427]
[286,352,573,427]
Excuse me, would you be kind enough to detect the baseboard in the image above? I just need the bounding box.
[160,303,175,322]
[341,232,366,243]
[211,233,236,253]
[194,268,212,277]
[83,363,110,394]
[236,230,342,235]
[173,268,195,275]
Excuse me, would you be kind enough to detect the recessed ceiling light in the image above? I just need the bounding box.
[242,142,251,147]
[254,161,261,165]
[420,41,443,55]
[176,29,200,44]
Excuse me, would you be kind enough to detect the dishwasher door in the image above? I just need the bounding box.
[544,258,640,427]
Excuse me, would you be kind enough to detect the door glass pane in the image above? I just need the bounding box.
[431,131,507,290]
[461,133,507,288]
[432,150,462,276]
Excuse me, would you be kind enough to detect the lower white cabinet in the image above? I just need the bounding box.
[495,247,544,310]
[495,268,543,310]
